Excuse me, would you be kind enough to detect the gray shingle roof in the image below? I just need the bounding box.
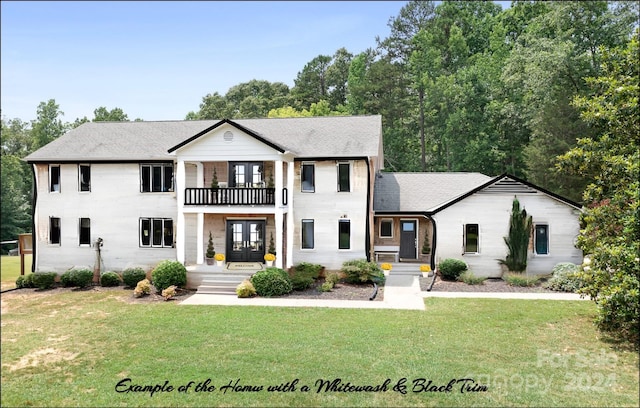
[24,116,382,162]
[373,172,492,213]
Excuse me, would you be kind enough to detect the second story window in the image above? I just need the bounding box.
[141,163,174,192]
[337,162,350,192]
[301,163,315,192]
[79,164,91,192]
[50,165,60,192]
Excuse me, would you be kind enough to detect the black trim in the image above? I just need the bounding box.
[365,158,371,262]
[429,173,583,214]
[429,216,437,271]
[167,119,286,153]
[26,160,174,164]
[30,164,37,272]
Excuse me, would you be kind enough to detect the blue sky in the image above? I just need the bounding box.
[1,1,507,122]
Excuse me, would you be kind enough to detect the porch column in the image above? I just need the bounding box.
[274,159,283,268]
[195,162,204,188]
[286,160,294,269]
[196,213,204,264]
[176,159,186,264]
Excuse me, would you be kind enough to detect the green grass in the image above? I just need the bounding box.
[1,289,638,407]
[1,255,32,290]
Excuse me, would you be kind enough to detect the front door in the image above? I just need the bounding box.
[226,220,266,262]
[399,220,417,259]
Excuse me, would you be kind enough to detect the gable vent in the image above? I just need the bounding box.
[478,177,537,195]
[223,131,234,142]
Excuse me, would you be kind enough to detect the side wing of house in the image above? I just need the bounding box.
[432,176,582,278]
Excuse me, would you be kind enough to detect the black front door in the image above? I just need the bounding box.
[226,220,266,262]
[399,220,417,259]
[229,162,263,187]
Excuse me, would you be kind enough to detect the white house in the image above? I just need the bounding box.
[373,172,583,277]
[25,116,582,285]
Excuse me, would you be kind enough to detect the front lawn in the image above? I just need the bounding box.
[1,290,637,407]
[1,255,32,290]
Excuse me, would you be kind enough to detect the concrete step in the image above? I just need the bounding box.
[197,285,238,295]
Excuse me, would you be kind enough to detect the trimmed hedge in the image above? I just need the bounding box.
[100,272,121,287]
[122,268,147,288]
[438,259,468,281]
[32,272,57,290]
[16,274,35,289]
[60,269,94,288]
[251,268,292,297]
[151,260,187,292]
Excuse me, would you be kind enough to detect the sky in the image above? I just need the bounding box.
[1,1,507,123]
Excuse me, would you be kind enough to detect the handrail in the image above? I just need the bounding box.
[184,187,276,206]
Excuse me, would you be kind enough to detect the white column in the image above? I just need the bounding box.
[196,213,204,264]
[286,160,294,269]
[274,160,283,268]
[176,159,186,264]
[195,162,204,188]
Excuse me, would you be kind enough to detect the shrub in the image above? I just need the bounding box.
[291,274,315,291]
[319,282,333,292]
[122,268,147,288]
[544,263,584,293]
[325,271,341,286]
[293,262,323,279]
[32,272,57,289]
[15,275,25,289]
[151,260,187,292]
[438,259,468,281]
[236,279,257,298]
[162,285,177,300]
[251,268,292,297]
[458,271,486,285]
[341,259,385,284]
[61,269,93,288]
[16,275,34,289]
[100,271,121,287]
[133,279,151,297]
[504,273,539,287]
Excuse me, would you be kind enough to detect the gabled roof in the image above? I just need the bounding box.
[373,172,492,213]
[24,115,382,162]
[373,172,582,214]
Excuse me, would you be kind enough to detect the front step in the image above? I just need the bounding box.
[195,270,258,295]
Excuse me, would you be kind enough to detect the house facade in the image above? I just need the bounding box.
[25,115,582,281]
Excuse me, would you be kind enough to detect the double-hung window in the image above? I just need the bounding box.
[301,163,315,192]
[50,165,61,192]
[49,217,61,245]
[464,224,479,253]
[302,219,314,249]
[140,218,174,248]
[141,163,174,192]
[79,164,91,192]
[535,224,549,255]
[338,219,351,250]
[337,162,350,192]
[79,218,91,246]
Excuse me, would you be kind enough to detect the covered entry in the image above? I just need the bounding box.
[226,220,265,262]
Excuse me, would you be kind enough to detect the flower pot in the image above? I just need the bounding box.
[266,260,274,267]
[216,260,224,267]
[383,270,390,277]
[422,272,430,278]
[205,258,214,266]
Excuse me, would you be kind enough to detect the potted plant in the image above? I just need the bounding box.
[211,167,219,203]
[214,253,225,267]
[205,232,215,265]
[381,263,392,276]
[420,264,432,278]
[421,230,431,255]
[264,253,276,267]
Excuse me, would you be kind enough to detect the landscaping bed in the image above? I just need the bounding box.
[283,278,383,301]
[422,276,557,293]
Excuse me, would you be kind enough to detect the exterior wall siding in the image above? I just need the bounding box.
[433,193,582,278]
[34,163,176,273]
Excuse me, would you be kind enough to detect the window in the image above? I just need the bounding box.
[141,164,174,192]
[302,219,314,249]
[338,219,350,249]
[140,218,174,248]
[380,219,393,238]
[50,165,60,192]
[301,163,315,192]
[337,162,350,192]
[79,164,91,192]
[464,224,479,253]
[49,217,61,244]
[535,224,549,255]
[79,218,91,246]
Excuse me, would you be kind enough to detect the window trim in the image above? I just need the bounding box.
[379,218,394,239]
[301,219,315,250]
[534,223,550,255]
[140,163,174,193]
[49,165,61,193]
[301,162,315,193]
[337,161,351,192]
[79,218,91,246]
[139,218,174,248]
[463,223,479,254]
[338,219,351,250]
[49,217,61,245]
[78,164,91,192]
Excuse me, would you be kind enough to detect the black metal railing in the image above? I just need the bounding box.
[184,187,279,206]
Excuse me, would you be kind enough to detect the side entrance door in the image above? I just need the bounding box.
[226,220,266,262]
[399,220,417,259]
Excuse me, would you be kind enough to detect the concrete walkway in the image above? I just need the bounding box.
[180,275,589,308]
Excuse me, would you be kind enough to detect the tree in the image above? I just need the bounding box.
[291,55,332,110]
[499,197,533,273]
[30,99,66,150]
[557,32,639,343]
[92,106,129,122]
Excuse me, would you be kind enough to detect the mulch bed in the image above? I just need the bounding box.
[421,276,556,293]
[283,279,383,301]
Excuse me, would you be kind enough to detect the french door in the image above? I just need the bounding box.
[229,162,263,188]
[226,220,266,262]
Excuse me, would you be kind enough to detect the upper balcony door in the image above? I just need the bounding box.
[229,162,264,188]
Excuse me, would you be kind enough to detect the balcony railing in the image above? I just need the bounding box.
[184,187,277,206]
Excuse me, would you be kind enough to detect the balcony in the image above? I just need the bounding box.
[184,187,278,206]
